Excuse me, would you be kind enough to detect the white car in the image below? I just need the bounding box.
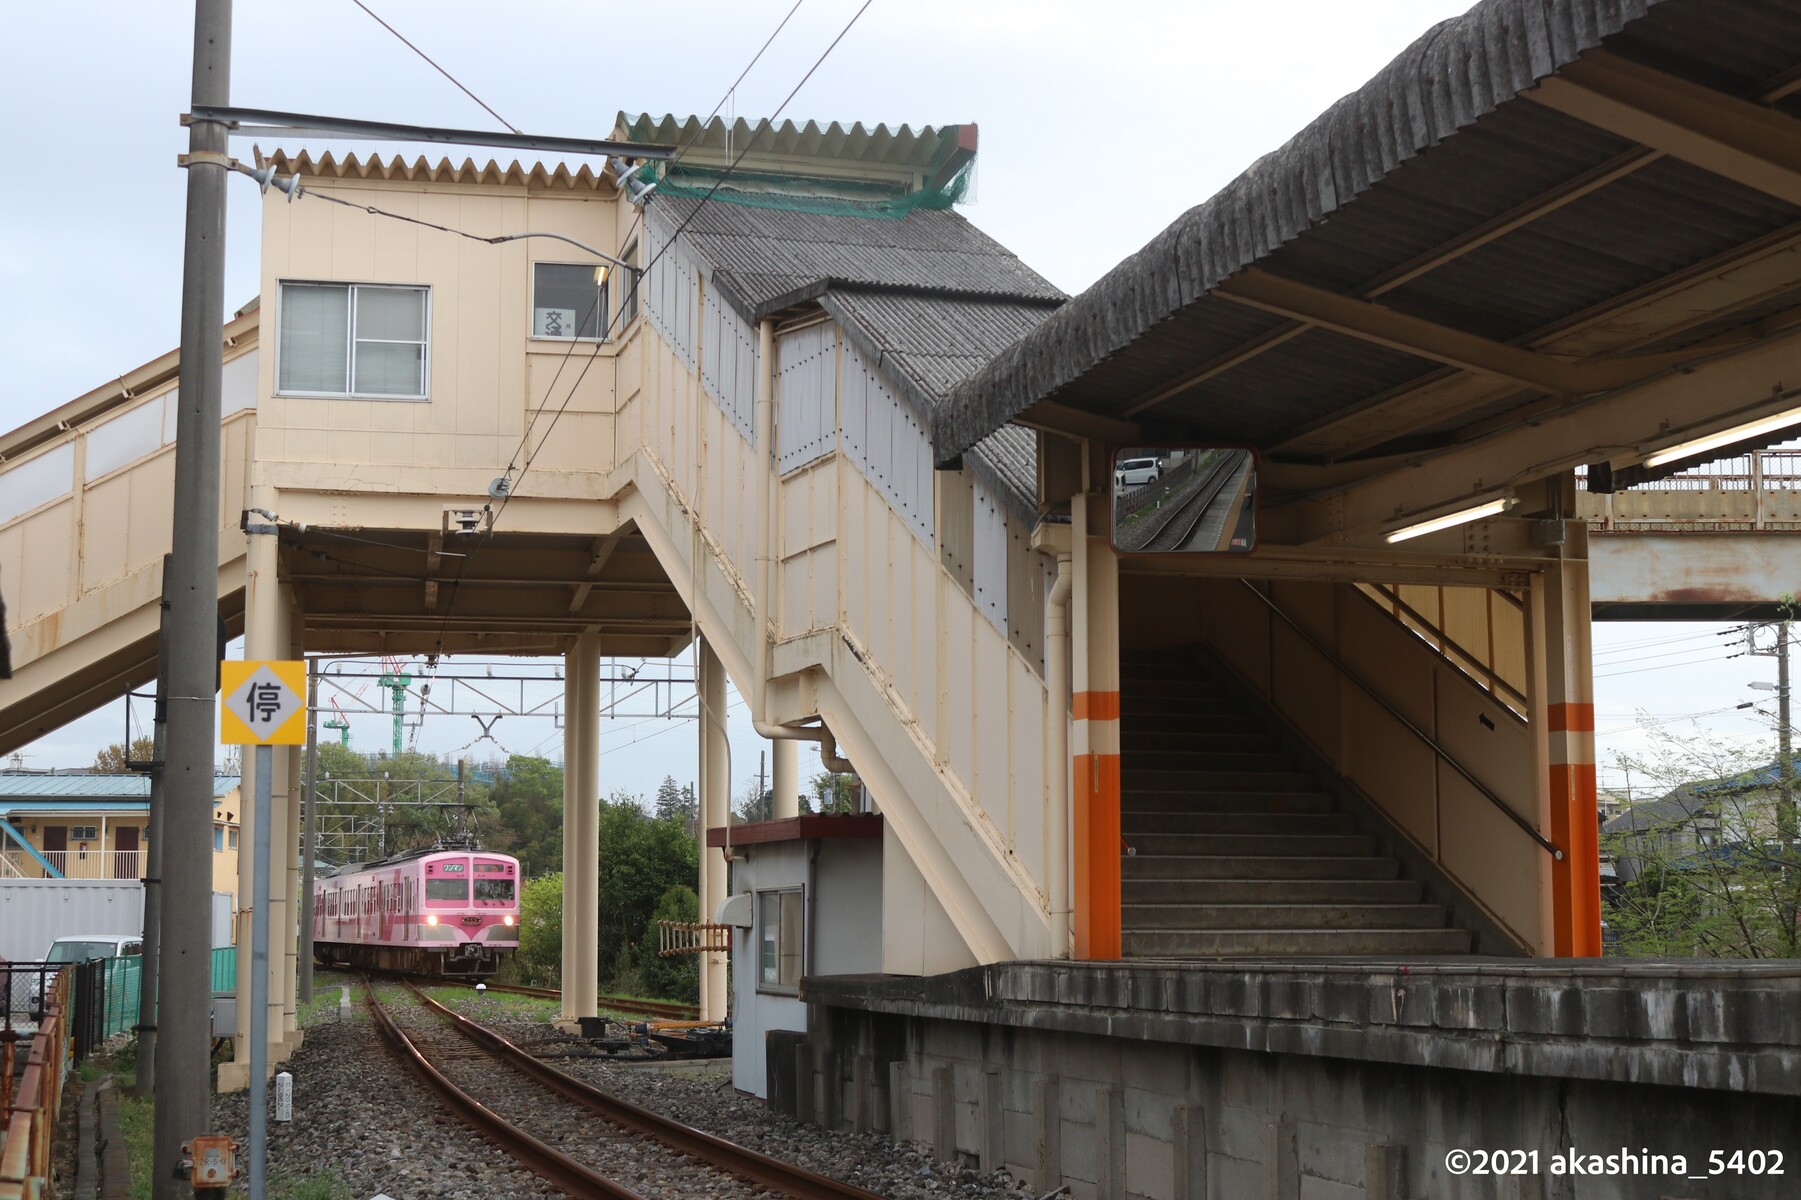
[25,932,142,1018]
[1115,457,1162,488]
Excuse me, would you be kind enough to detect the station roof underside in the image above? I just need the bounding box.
[935,0,1801,541]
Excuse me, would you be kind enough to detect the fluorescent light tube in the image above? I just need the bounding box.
[1644,404,1801,469]
[1385,497,1513,544]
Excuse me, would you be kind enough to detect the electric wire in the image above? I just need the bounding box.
[349,0,520,133]
[1594,649,1748,679]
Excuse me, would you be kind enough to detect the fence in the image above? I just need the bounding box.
[88,946,238,1044]
[0,966,70,1200]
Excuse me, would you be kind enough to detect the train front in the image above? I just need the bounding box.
[422,851,521,975]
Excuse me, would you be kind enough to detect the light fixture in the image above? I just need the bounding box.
[593,264,610,288]
[1384,496,1516,544]
[1644,403,1801,468]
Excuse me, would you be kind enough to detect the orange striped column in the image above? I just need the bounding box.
[1072,491,1122,959]
[1540,549,1602,957]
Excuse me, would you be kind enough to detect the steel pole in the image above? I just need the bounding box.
[133,561,174,1095]
[249,743,273,1199]
[1780,623,1796,858]
[154,1,231,1193]
[299,665,320,1004]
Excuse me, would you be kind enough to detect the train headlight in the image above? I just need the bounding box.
[426,914,439,926]
[503,915,514,926]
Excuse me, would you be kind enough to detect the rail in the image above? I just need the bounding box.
[1241,581,1563,861]
[0,969,70,1200]
[367,979,880,1199]
[401,973,699,1021]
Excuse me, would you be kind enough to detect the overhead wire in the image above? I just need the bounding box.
[348,0,520,132]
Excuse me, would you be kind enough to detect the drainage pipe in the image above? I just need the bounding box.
[1045,552,1074,957]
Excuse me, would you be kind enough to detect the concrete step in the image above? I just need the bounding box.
[1125,751,1295,775]
[1123,733,1279,755]
[1121,695,1248,716]
[1124,769,1314,792]
[1122,878,1424,905]
[1124,855,1402,880]
[1122,791,1339,815]
[1123,902,1448,931]
[1124,832,1377,857]
[1125,714,1266,736]
[1121,811,1356,836]
[1123,679,1230,699]
[1124,927,1476,957]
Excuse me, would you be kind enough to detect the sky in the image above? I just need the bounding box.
[0,0,1777,806]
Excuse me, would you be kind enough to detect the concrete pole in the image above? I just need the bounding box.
[247,742,274,1199]
[771,739,798,820]
[698,640,730,1020]
[1779,623,1796,862]
[560,647,578,1021]
[1533,522,1601,957]
[154,0,231,1189]
[572,633,601,1018]
[299,664,319,1004]
[134,559,174,1096]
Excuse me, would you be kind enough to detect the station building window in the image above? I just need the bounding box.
[617,240,640,327]
[532,262,611,340]
[757,889,803,994]
[277,281,429,399]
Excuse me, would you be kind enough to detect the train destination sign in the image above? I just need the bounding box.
[220,660,308,745]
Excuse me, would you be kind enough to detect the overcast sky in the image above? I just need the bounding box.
[0,1,1776,803]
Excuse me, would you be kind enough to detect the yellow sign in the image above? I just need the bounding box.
[220,660,307,745]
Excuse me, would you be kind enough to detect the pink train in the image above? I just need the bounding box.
[311,847,521,976]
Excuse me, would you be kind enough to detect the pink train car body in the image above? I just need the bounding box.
[311,848,521,976]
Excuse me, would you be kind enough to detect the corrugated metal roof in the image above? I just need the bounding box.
[266,150,611,191]
[935,0,1801,462]
[645,195,1062,516]
[0,775,240,799]
[617,113,960,172]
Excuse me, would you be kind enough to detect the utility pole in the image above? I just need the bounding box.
[133,561,174,1096]
[156,2,232,1195]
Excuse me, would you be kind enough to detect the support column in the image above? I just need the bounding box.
[1071,487,1122,960]
[572,633,601,1019]
[222,483,291,1093]
[1532,523,1601,956]
[560,644,580,1022]
[698,639,730,1020]
[771,738,799,820]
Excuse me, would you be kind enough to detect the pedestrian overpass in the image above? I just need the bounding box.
[4,2,1801,1186]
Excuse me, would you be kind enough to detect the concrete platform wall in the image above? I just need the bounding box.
[788,1007,1799,1199]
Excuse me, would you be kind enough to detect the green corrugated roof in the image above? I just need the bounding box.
[0,774,239,799]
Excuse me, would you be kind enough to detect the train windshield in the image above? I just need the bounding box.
[425,878,468,901]
[474,879,515,902]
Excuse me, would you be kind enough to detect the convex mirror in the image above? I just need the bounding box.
[1111,448,1256,553]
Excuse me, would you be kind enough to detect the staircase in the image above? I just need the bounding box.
[1120,653,1474,957]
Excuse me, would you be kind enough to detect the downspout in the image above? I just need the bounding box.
[1045,551,1074,957]
[751,316,854,775]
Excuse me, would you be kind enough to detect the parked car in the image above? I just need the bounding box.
[26,932,141,1018]
[1115,457,1162,488]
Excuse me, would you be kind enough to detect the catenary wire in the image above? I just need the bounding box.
[349,0,520,132]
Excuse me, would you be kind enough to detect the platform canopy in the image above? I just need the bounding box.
[935,0,1801,547]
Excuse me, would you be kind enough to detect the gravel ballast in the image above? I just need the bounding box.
[212,987,1032,1199]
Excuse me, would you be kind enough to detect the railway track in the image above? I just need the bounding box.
[365,978,881,1200]
[1139,452,1240,552]
[395,973,701,1021]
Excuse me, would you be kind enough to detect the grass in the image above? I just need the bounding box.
[426,983,561,1023]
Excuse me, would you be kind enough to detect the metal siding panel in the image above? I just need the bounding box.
[972,476,1008,636]
[811,546,837,634]
[940,572,977,792]
[974,626,1010,838]
[1009,654,1047,882]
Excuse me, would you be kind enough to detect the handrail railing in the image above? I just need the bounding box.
[1241,580,1563,861]
[1356,583,1528,715]
[0,967,71,1200]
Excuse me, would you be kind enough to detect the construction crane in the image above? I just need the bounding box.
[376,659,412,757]
[322,713,350,746]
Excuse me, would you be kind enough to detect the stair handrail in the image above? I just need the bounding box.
[1240,580,1563,861]
[1356,582,1528,715]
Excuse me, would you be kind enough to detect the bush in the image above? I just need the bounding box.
[514,873,564,986]
[639,884,701,1003]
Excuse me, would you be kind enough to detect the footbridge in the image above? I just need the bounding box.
[5,3,1801,1187]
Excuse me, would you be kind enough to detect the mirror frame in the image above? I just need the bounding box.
[1107,444,1260,555]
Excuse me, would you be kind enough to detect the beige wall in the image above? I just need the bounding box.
[1,796,237,894]
[256,172,623,498]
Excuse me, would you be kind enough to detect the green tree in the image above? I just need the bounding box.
[489,755,565,877]
[595,790,699,991]
[513,872,564,986]
[92,737,157,773]
[807,771,860,815]
[654,774,697,823]
[639,884,701,1003]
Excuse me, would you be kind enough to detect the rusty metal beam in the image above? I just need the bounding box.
[1525,50,1801,207]
[1590,532,1801,615]
[1013,399,1142,446]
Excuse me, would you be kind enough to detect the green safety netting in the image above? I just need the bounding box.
[647,155,974,219]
